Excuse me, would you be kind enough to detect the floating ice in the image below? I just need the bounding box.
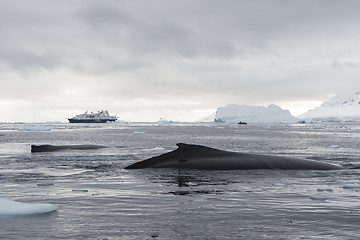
[328,145,340,148]
[18,125,51,131]
[309,194,327,201]
[0,197,58,216]
[343,183,360,189]
[157,118,174,125]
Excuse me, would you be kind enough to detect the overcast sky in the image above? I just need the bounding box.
[1,0,360,122]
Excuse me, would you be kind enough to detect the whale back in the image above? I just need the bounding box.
[125,143,230,169]
[125,143,343,170]
[31,144,106,152]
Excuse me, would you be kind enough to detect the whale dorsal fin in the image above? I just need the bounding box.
[176,143,199,149]
[175,143,236,158]
[176,143,215,151]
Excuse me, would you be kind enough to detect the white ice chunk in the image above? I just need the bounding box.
[343,183,360,189]
[0,197,58,216]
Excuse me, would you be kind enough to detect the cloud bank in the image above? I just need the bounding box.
[1,0,360,122]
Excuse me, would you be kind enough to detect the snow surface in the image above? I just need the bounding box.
[299,91,360,120]
[0,197,58,216]
[214,104,298,123]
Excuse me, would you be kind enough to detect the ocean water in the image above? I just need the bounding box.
[1,122,360,239]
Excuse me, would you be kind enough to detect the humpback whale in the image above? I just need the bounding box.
[125,143,343,170]
[31,144,107,152]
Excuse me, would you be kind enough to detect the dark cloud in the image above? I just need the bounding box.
[76,3,133,27]
[0,47,60,72]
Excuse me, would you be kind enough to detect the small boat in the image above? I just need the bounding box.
[238,121,247,124]
[68,110,117,123]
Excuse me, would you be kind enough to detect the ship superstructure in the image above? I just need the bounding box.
[68,110,117,123]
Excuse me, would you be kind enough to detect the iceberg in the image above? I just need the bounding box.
[157,118,175,125]
[214,104,298,123]
[0,197,58,216]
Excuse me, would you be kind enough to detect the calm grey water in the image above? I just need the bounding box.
[1,122,360,239]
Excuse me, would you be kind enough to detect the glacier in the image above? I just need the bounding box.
[299,91,360,120]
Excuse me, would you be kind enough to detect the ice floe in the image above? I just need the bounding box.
[0,197,58,216]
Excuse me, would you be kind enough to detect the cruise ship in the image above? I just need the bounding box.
[68,110,118,123]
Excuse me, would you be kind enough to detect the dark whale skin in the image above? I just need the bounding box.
[125,143,343,170]
[31,144,106,152]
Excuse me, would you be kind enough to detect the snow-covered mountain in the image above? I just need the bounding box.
[214,104,298,123]
[299,91,360,120]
